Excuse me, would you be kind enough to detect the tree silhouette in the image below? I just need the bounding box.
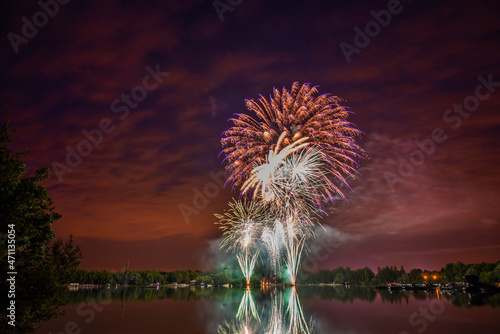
[0,122,82,333]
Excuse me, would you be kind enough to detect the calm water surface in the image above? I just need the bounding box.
[35,286,500,334]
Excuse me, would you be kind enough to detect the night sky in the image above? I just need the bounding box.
[1,0,499,272]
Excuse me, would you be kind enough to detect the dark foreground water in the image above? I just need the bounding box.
[35,286,499,334]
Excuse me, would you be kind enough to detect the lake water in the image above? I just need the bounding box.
[35,286,499,334]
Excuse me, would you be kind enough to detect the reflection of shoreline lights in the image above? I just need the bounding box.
[218,82,364,287]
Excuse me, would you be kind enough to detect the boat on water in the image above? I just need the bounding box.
[144,282,160,290]
[439,282,465,292]
[376,283,436,291]
[405,283,436,291]
[463,275,500,295]
[389,284,403,291]
[375,283,405,291]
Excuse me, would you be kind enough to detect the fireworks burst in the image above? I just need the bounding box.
[261,217,313,285]
[241,132,308,203]
[215,198,268,252]
[215,198,268,285]
[214,81,362,333]
[281,217,310,286]
[216,81,363,289]
[242,141,337,219]
[261,222,285,276]
[221,82,364,195]
[230,143,326,285]
[237,249,260,286]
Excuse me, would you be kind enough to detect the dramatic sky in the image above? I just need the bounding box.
[1,0,499,272]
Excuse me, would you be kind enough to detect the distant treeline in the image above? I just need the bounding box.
[303,261,500,286]
[69,261,500,286]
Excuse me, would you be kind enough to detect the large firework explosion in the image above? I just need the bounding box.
[221,81,364,201]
